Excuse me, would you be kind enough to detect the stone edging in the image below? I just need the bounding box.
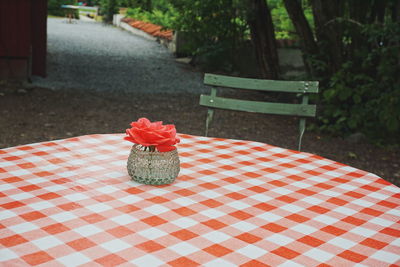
[113,14,177,54]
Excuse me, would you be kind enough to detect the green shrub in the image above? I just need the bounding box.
[125,5,177,29]
[48,0,79,18]
[99,0,118,23]
[317,22,400,144]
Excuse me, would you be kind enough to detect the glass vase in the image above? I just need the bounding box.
[127,146,180,185]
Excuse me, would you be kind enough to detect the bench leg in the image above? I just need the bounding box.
[298,118,306,151]
[205,108,214,137]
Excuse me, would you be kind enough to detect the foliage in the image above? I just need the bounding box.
[84,0,101,5]
[267,0,295,39]
[118,0,305,42]
[99,0,119,22]
[126,5,178,29]
[98,0,400,144]
[48,0,79,17]
[316,21,400,144]
[170,0,249,70]
[124,0,250,70]
[117,0,152,11]
[270,2,293,39]
[117,0,136,7]
[268,0,313,40]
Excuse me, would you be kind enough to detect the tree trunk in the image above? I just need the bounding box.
[311,0,343,74]
[104,0,117,23]
[145,0,152,12]
[348,0,371,24]
[370,0,387,23]
[347,1,374,60]
[139,0,152,11]
[283,0,318,76]
[247,0,280,79]
[391,0,400,22]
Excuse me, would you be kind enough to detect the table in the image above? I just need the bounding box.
[61,5,79,23]
[1,134,399,266]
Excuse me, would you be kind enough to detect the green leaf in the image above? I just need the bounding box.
[348,152,357,159]
[387,117,399,131]
[353,94,361,104]
[338,88,352,101]
[347,118,358,129]
[323,89,336,101]
[337,117,347,124]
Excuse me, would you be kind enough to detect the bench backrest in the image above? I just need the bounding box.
[199,73,319,151]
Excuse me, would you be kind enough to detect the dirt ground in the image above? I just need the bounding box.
[1,82,399,187]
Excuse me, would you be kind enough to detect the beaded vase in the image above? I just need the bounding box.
[127,146,180,185]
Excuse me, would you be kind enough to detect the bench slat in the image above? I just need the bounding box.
[200,95,317,117]
[204,73,319,93]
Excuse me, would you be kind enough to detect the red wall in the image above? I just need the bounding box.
[31,0,47,76]
[0,0,47,79]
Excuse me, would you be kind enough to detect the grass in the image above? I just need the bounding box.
[47,15,64,19]
[48,13,101,22]
[95,15,103,22]
[78,8,97,13]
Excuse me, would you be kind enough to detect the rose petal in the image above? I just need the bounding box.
[125,118,179,147]
[152,121,163,129]
[156,145,176,152]
[125,129,139,143]
[130,129,158,146]
[124,136,137,143]
[135,118,151,128]
[138,129,165,145]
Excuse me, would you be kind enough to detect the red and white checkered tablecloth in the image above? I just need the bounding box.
[1,134,399,266]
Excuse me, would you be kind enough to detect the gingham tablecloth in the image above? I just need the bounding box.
[1,134,399,266]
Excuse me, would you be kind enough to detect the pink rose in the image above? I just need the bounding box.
[124,118,180,152]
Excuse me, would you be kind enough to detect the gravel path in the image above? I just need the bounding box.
[32,18,207,94]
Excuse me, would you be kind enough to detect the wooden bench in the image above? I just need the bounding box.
[200,73,319,151]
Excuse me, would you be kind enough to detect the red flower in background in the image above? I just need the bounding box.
[125,118,180,152]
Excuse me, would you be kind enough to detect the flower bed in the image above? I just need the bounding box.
[121,17,173,41]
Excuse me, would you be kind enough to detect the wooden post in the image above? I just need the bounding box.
[31,0,47,77]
